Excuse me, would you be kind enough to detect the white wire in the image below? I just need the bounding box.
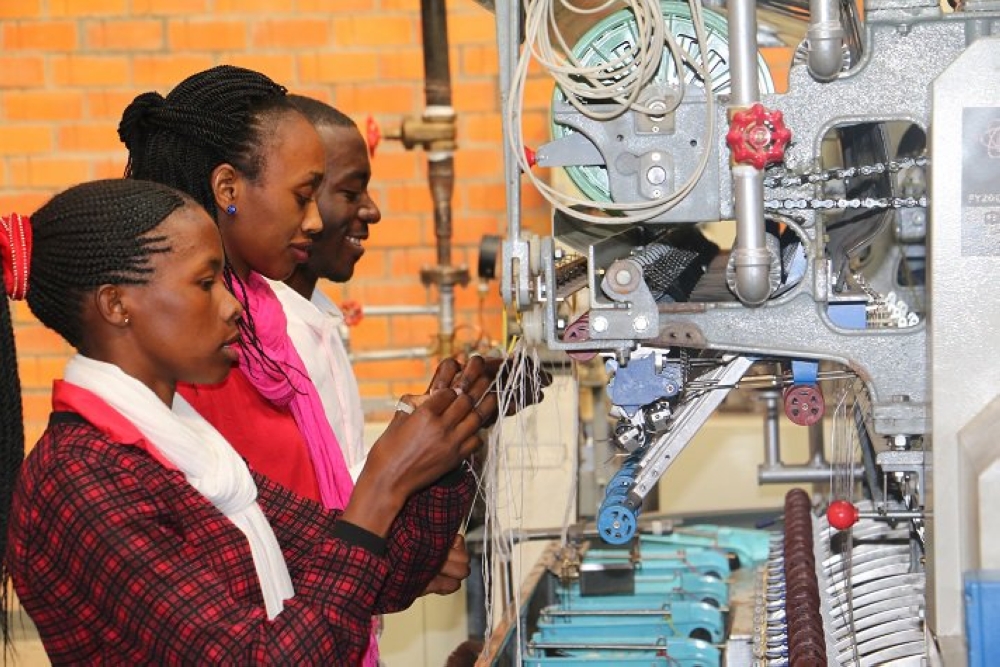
[507,0,718,224]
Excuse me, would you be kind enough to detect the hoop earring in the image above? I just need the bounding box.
[226,204,237,216]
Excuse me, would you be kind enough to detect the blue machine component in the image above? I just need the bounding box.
[523,640,720,667]
[597,501,639,545]
[964,570,1000,667]
[606,353,684,416]
[585,542,733,581]
[642,525,772,567]
[560,572,730,608]
[789,359,819,385]
[536,599,724,643]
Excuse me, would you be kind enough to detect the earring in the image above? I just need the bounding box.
[226,204,237,216]
[123,315,131,325]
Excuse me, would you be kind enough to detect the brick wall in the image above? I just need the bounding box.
[1,0,555,445]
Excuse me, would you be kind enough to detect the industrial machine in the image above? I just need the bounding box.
[482,0,1000,663]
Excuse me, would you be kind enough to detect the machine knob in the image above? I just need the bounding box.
[827,500,859,530]
[783,384,825,426]
[726,103,792,170]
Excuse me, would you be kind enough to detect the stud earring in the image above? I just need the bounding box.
[226,204,237,216]
[124,315,131,325]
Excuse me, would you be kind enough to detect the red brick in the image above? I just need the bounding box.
[132,54,216,87]
[52,55,131,87]
[335,83,420,115]
[459,112,503,143]
[448,12,498,46]
[12,325,72,355]
[0,56,46,88]
[379,48,425,81]
[252,19,330,49]
[297,0,375,11]
[218,0,294,10]
[453,80,500,113]
[0,193,51,221]
[21,393,54,426]
[86,89,143,119]
[0,126,54,155]
[57,124,125,152]
[5,91,86,121]
[86,19,165,51]
[167,20,247,51]
[9,157,93,188]
[298,53,379,85]
[93,157,127,179]
[49,0,127,16]
[460,44,499,77]
[332,16,415,48]
[132,0,209,14]
[383,183,434,217]
[2,21,78,51]
[370,150,422,181]
[0,0,43,18]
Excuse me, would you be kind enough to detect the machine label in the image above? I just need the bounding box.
[962,107,1000,256]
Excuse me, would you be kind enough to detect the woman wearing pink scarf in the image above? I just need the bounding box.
[118,65,496,665]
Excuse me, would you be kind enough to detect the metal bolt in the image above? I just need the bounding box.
[647,165,666,185]
[633,315,649,332]
[592,315,609,333]
[615,268,633,285]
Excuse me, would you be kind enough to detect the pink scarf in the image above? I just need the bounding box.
[235,273,379,666]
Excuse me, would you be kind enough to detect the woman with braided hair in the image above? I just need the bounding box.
[117,65,493,664]
[1,179,490,664]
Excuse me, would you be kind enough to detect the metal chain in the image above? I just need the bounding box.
[763,156,928,189]
[765,196,927,211]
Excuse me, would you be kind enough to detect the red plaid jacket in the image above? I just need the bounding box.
[8,382,473,665]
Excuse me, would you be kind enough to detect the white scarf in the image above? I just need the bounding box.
[63,355,294,619]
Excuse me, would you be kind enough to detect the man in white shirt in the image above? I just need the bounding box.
[275,95,471,595]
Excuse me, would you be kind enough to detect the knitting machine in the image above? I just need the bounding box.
[486,0,1000,663]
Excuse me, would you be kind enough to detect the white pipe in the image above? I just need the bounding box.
[807,0,846,81]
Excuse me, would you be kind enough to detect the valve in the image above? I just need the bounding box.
[827,499,859,531]
[726,103,792,170]
[340,300,364,327]
[783,384,825,426]
[365,116,381,158]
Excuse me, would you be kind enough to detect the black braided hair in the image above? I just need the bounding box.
[118,65,300,385]
[27,179,186,348]
[286,94,356,131]
[0,261,23,653]
[1,178,187,649]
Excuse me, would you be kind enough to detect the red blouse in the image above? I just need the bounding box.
[178,369,322,503]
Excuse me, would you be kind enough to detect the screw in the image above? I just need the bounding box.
[592,315,609,333]
[633,315,649,332]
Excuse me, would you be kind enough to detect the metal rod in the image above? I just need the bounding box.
[361,305,438,317]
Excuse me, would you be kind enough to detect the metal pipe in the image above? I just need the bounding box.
[361,305,438,317]
[761,389,783,468]
[727,0,772,306]
[349,346,433,363]
[727,0,761,108]
[420,0,460,356]
[806,0,846,81]
[732,165,772,305]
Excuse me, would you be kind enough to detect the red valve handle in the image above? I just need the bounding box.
[340,299,364,327]
[827,500,859,531]
[726,103,792,170]
[365,116,381,159]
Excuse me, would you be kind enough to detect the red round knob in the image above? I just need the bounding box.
[340,300,364,327]
[726,103,792,170]
[523,146,537,168]
[827,500,859,531]
[783,384,825,426]
[365,116,381,159]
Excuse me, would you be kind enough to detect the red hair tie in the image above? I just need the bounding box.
[1,213,32,300]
